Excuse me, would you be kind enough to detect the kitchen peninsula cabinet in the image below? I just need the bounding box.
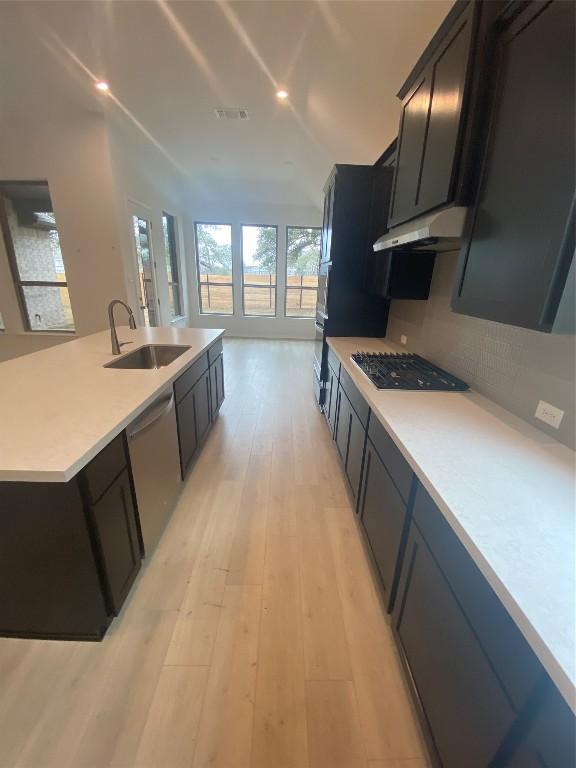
[175,339,224,478]
[0,433,138,640]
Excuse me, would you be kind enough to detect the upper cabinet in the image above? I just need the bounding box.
[453,0,575,332]
[389,1,483,227]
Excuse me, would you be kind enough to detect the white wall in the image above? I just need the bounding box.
[107,128,190,329]
[0,111,194,362]
[183,198,322,339]
[0,109,129,360]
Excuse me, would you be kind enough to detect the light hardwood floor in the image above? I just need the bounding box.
[0,339,430,768]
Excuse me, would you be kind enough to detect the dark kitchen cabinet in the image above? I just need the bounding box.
[453,0,575,331]
[324,360,339,436]
[176,385,198,476]
[90,468,141,615]
[359,441,409,611]
[319,165,390,338]
[389,1,479,226]
[175,355,214,477]
[210,352,225,419]
[333,374,368,502]
[503,677,576,768]
[334,385,351,464]
[0,481,110,640]
[194,369,212,446]
[394,523,516,767]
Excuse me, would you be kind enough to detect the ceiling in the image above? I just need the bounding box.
[0,0,453,207]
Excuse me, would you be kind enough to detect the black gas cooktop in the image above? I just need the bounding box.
[351,352,469,391]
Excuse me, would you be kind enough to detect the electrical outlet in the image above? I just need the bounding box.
[400,335,408,346]
[534,400,564,429]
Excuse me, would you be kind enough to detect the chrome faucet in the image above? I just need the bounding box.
[108,300,137,355]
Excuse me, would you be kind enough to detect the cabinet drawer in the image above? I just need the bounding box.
[174,353,209,404]
[339,367,369,427]
[327,347,340,378]
[412,484,541,712]
[83,433,128,504]
[367,417,413,504]
[208,337,223,366]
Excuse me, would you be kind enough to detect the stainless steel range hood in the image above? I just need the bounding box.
[373,206,467,253]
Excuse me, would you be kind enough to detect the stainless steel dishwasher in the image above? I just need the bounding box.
[127,386,182,555]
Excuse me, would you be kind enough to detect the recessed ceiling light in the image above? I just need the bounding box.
[276,89,289,101]
[95,81,110,92]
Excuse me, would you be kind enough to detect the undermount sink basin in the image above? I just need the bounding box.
[104,344,190,370]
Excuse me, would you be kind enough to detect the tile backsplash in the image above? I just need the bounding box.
[386,251,576,450]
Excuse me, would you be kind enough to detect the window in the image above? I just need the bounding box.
[0,182,75,332]
[285,226,321,318]
[242,224,277,316]
[162,212,183,319]
[195,223,233,315]
[0,312,4,330]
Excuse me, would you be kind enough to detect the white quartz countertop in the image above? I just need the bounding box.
[0,326,224,483]
[328,336,576,712]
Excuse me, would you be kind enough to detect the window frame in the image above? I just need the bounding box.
[162,211,184,321]
[194,221,235,316]
[0,180,75,334]
[241,223,278,318]
[284,225,322,319]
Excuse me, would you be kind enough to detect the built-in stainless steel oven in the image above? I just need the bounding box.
[313,315,327,410]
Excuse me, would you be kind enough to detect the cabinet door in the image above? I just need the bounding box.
[91,468,141,615]
[321,178,334,263]
[416,12,473,213]
[324,364,337,434]
[453,0,575,331]
[345,405,365,502]
[394,527,515,768]
[389,73,432,226]
[0,481,109,639]
[359,442,407,606]
[176,386,198,475]
[216,354,225,408]
[194,369,212,446]
[334,386,351,464]
[505,677,576,768]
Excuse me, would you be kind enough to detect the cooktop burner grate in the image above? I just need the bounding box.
[351,352,469,391]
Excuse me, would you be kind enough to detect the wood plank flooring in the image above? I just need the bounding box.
[0,339,429,768]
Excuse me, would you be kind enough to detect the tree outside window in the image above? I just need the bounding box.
[285,227,321,318]
[195,223,233,315]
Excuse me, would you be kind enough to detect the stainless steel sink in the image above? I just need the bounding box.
[104,344,190,370]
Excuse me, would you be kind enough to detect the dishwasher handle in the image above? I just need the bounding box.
[127,392,175,439]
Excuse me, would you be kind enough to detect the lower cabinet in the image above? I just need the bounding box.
[210,352,225,419]
[324,349,576,767]
[503,677,576,768]
[334,385,365,502]
[324,361,338,435]
[89,467,141,615]
[359,440,409,610]
[176,384,198,476]
[176,343,224,478]
[195,369,212,446]
[394,523,515,767]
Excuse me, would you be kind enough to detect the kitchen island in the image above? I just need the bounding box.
[0,326,225,640]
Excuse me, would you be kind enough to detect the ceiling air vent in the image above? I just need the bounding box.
[214,107,249,121]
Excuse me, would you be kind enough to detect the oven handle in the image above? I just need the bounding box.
[315,321,324,333]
